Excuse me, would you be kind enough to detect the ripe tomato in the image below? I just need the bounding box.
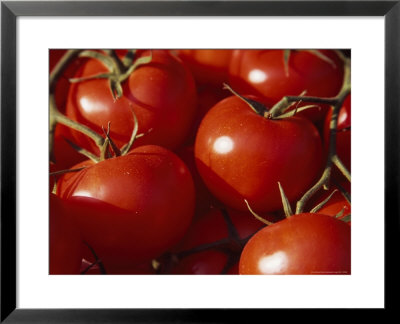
[52,123,87,170]
[228,49,344,123]
[65,50,197,154]
[304,180,351,225]
[176,49,233,86]
[167,208,269,274]
[194,95,323,213]
[318,194,351,225]
[81,260,156,275]
[169,250,237,275]
[56,145,195,269]
[49,49,67,72]
[239,213,351,275]
[49,162,57,193]
[184,85,230,145]
[50,49,90,169]
[49,194,83,274]
[50,49,84,113]
[81,246,156,275]
[324,94,351,172]
[176,145,223,219]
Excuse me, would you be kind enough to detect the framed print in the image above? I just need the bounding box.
[1,0,399,322]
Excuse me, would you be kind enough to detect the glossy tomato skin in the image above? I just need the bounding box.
[304,184,351,225]
[195,95,323,213]
[49,194,83,274]
[228,49,344,123]
[56,145,195,269]
[65,50,197,154]
[239,213,351,275]
[176,49,233,87]
[318,195,351,225]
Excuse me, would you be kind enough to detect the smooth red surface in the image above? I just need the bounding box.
[176,49,233,86]
[195,95,323,213]
[239,213,351,275]
[65,50,197,154]
[318,193,351,225]
[228,49,344,123]
[57,145,195,268]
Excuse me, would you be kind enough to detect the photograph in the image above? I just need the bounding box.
[49,48,351,276]
[2,0,397,321]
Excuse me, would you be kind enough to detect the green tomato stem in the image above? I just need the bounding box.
[244,199,274,226]
[332,155,351,182]
[278,182,293,217]
[222,83,268,116]
[295,55,351,214]
[49,49,107,162]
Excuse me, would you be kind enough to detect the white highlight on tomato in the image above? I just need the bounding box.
[258,251,289,274]
[213,136,234,154]
[79,97,93,113]
[338,110,348,125]
[79,97,107,114]
[248,69,268,83]
[72,190,93,198]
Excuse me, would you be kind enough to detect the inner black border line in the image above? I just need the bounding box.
[1,0,399,322]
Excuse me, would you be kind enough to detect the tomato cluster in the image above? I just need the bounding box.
[49,49,351,275]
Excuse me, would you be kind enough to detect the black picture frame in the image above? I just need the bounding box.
[1,0,399,322]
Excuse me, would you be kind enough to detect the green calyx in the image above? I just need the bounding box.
[69,49,153,101]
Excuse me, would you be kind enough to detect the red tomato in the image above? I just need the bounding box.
[52,123,87,170]
[81,253,156,275]
[176,145,223,219]
[49,162,57,193]
[228,49,344,123]
[83,262,155,275]
[170,250,237,275]
[65,50,197,154]
[176,49,233,86]
[324,94,351,172]
[50,49,89,169]
[304,179,351,226]
[80,258,101,275]
[194,95,323,213]
[318,194,351,225]
[56,145,195,270]
[49,49,67,72]
[50,49,84,113]
[49,194,83,274]
[184,85,231,146]
[239,213,351,275]
[166,208,272,274]
[304,178,351,224]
